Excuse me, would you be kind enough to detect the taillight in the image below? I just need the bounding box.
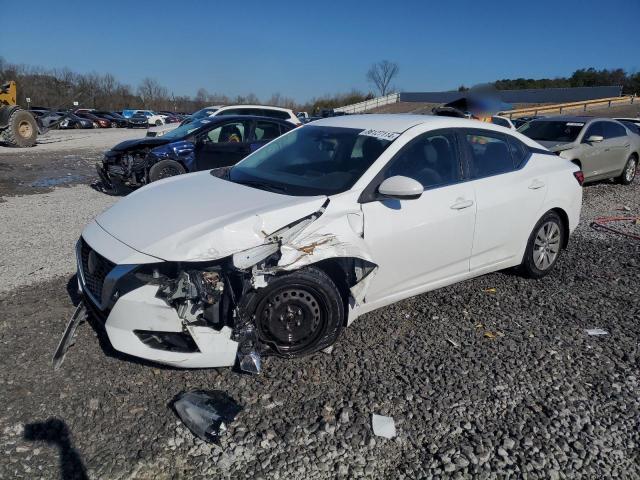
[573,171,584,186]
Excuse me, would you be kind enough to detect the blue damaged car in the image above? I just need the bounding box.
[98,115,294,190]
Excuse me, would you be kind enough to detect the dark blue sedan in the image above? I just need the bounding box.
[98,115,294,191]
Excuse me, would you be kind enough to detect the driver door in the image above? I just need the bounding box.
[194,120,252,170]
[361,130,476,304]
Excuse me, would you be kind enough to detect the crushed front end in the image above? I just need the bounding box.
[98,149,150,190]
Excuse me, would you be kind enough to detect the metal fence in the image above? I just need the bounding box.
[334,93,400,114]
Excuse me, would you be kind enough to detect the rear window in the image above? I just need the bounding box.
[518,121,584,142]
[262,109,291,120]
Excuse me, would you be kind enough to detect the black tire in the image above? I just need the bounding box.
[519,211,565,279]
[1,108,37,147]
[239,267,344,358]
[74,122,81,129]
[147,159,186,182]
[617,155,637,185]
[155,120,162,126]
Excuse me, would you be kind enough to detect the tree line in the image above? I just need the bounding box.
[459,68,640,95]
[0,57,376,114]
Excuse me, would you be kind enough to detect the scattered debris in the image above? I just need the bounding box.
[590,216,640,241]
[446,338,460,348]
[483,288,497,294]
[172,390,242,444]
[585,328,608,336]
[52,302,87,370]
[483,331,504,339]
[372,414,396,439]
[620,206,631,212]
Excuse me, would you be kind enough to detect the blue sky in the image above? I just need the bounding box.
[1,0,638,102]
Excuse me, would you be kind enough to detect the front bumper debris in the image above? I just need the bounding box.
[52,302,87,370]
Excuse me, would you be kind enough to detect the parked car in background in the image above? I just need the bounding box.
[519,116,639,185]
[91,110,130,128]
[490,115,516,130]
[37,111,67,128]
[122,109,166,126]
[75,114,582,368]
[75,111,111,128]
[99,115,293,190]
[58,112,94,129]
[157,111,182,123]
[512,116,544,129]
[127,112,149,129]
[147,104,301,137]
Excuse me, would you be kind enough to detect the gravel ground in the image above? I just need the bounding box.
[0,129,143,197]
[0,185,117,293]
[0,175,638,479]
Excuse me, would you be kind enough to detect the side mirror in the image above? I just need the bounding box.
[378,175,423,200]
[586,135,604,143]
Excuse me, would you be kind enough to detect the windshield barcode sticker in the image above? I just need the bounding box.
[566,122,585,127]
[359,129,400,141]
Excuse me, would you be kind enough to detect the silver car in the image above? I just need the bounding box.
[519,116,639,184]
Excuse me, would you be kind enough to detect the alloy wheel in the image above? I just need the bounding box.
[533,221,561,270]
[625,158,637,183]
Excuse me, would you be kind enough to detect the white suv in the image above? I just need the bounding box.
[147,105,300,137]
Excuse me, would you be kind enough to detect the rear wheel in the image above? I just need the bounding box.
[240,267,344,357]
[617,155,637,185]
[1,108,38,147]
[148,159,186,182]
[519,211,564,279]
[155,119,162,126]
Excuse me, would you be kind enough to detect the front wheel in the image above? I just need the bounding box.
[148,159,186,182]
[155,120,162,126]
[519,211,564,279]
[240,267,344,357]
[617,155,637,185]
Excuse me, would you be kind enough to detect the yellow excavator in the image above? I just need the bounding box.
[0,81,43,147]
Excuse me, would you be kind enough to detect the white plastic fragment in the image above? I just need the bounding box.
[446,338,460,348]
[372,414,396,439]
[585,328,608,336]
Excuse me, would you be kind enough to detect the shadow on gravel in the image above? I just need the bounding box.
[24,418,88,480]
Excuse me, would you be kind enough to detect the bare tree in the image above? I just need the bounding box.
[366,60,399,97]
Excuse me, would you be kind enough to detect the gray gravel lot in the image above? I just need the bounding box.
[0,171,639,478]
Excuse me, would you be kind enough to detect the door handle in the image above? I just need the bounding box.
[450,198,474,210]
[623,144,630,148]
[528,179,545,190]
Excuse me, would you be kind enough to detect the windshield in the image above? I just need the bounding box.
[518,120,584,142]
[162,118,215,140]
[191,108,218,120]
[229,125,395,196]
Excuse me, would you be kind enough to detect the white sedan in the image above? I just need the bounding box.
[67,115,583,370]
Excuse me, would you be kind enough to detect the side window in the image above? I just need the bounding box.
[507,137,530,168]
[582,122,603,141]
[603,122,627,139]
[463,132,514,178]
[263,109,290,120]
[384,131,460,189]
[204,121,247,143]
[254,121,281,141]
[491,116,511,128]
[219,109,241,116]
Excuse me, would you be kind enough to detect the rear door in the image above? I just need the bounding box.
[461,129,547,272]
[602,122,631,175]
[194,120,252,170]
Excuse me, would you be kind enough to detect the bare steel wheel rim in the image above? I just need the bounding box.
[18,120,33,138]
[257,286,327,355]
[533,221,560,270]
[157,165,181,179]
[625,159,636,182]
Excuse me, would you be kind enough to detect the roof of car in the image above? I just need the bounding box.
[530,115,618,123]
[205,104,294,113]
[310,114,514,133]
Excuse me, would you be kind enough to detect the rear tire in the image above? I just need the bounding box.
[148,159,186,182]
[239,267,344,357]
[519,211,565,279]
[617,155,637,185]
[1,108,38,147]
[155,120,162,126]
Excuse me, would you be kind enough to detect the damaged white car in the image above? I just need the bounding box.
[64,115,583,371]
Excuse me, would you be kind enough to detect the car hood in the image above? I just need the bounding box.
[110,137,172,152]
[94,172,327,262]
[536,140,575,152]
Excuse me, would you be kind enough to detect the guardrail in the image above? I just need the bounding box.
[499,95,636,118]
[334,93,400,114]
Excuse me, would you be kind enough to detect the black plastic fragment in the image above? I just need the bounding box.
[171,390,242,444]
